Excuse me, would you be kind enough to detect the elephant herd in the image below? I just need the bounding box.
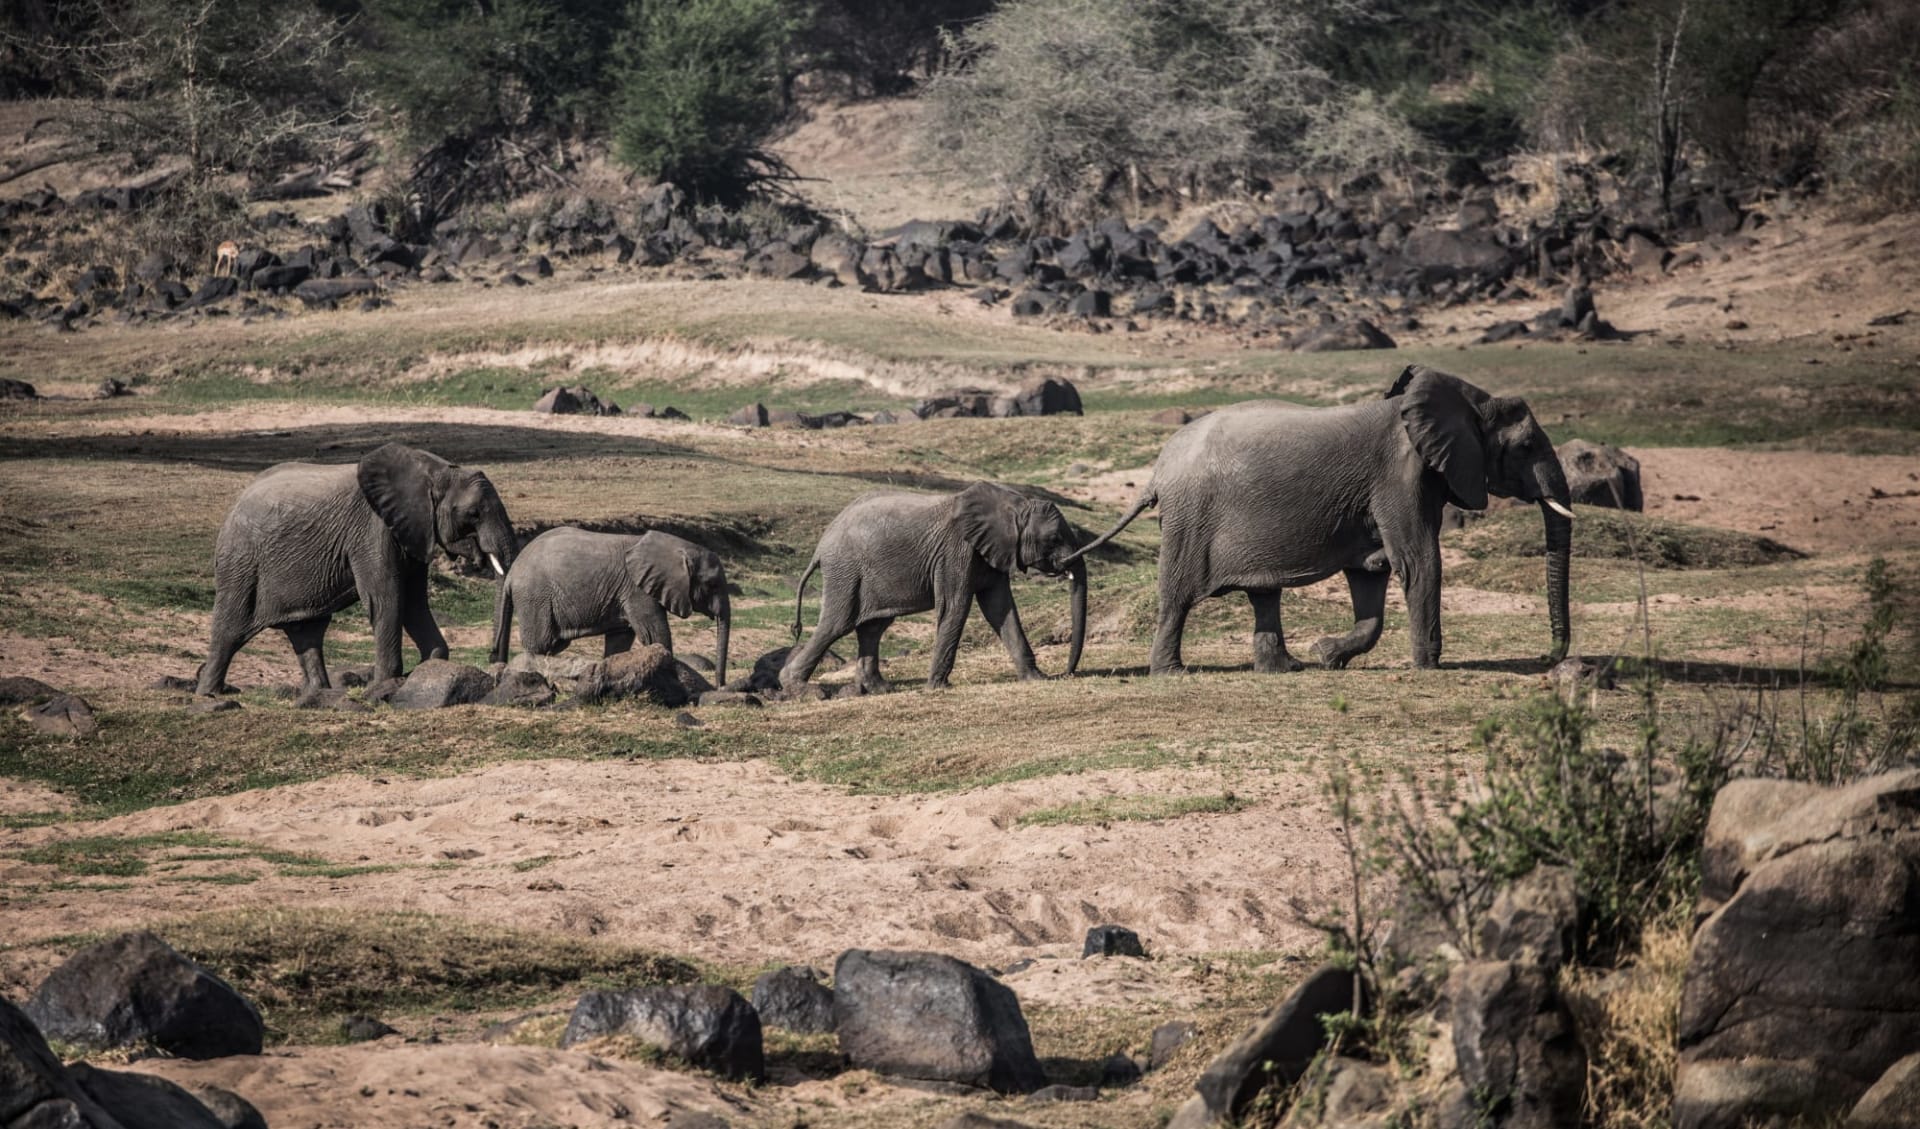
[194,366,1576,699]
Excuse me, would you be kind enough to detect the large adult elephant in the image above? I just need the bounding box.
[1069,366,1574,673]
[780,482,1088,693]
[490,527,730,685]
[196,443,519,696]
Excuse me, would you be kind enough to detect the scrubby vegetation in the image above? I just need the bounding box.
[7,0,1917,224]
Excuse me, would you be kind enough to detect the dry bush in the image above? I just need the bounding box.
[1561,921,1690,1129]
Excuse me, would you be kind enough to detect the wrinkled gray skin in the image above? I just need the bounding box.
[491,527,730,685]
[780,482,1088,693]
[1071,367,1573,673]
[196,443,518,696]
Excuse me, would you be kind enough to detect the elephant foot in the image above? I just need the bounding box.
[1148,662,1190,677]
[858,677,893,695]
[924,677,952,691]
[1310,638,1353,670]
[1253,651,1307,674]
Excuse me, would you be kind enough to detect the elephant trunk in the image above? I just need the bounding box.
[477,513,519,579]
[1066,557,1087,676]
[713,590,731,689]
[1541,500,1572,663]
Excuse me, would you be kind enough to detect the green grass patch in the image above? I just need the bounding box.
[1017,791,1250,827]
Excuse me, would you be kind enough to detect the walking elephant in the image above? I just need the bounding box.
[490,527,730,685]
[196,443,519,696]
[780,482,1088,693]
[1069,366,1574,673]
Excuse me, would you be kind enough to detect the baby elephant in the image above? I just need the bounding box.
[781,482,1088,693]
[491,528,730,685]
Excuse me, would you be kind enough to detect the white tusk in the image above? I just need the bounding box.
[1544,499,1575,519]
[489,554,505,577]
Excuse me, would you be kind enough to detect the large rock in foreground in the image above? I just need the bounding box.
[1447,960,1585,1129]
[1675,769,1920,1129]
[2,995,240,1128]
[27,931,265,1059]
[1174,964,1359,1126]
[833,949,1046,1094]
[560,985,764,1080]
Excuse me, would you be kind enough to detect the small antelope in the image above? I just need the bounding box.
[213,241,240,278]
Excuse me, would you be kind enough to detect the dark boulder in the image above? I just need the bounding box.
[0,675,61,705]
[810,233,865,288]
[292,277,379,308]
[752,966,836,1034]
[532,384,618,416]
[1010,376,1083,417]
[1187,964,1361,1122]
[1849,1052,1920,1129]
[587,645,713,707]
[386,659,495,710]
[1477,320,1532,344]
[340,1014,399,1041]
[1082,925,1145,958]
[69,1063,233,1128]
[1149,1020,1195,1069]
[832,948,1047,1093]
[184,276,238,308]
[1447,960,1585,1129]
[1066,289,1111,318]
[561,984,764,1080]
[1557,439,1643,511]
[248,264,311,292]
[485,670,555,708]
[1,378,40,401]
[27,931,265,1058]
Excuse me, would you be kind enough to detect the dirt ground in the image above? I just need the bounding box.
[5,98,1920,1128]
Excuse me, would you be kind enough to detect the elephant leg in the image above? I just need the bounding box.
[925,591,971,689]
[196,587,255,696]
[976,577,1044,681]
[626,595,672,651]
[399,564,449,663]
[1312,568,1388,670]
[1395,539,1444,669]
[603,629,636,657]
[1247,589,1305,674]
[281,615,332,692]
[1149,577,1196,676]
[780,585,858,690]
[854,618,893,694]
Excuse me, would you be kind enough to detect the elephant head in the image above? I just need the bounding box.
[955,482,1088,675]
[1389,367,1574,660]
[356,443,519,578]
[628,531,730,686]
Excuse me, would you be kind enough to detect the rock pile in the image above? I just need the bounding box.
[3,157,1779,337]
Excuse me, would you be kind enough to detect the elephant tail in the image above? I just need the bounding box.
[1064,487,1157,562]
[490,578,514,665]
[790,555,820,640]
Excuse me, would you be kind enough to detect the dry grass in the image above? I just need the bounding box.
[1562,921,1691,1129]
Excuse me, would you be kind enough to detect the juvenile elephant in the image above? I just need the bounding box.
[490,527,730,685]
[197,443,518,696]
[1070,366,1575,673]
[780,482,1088,693]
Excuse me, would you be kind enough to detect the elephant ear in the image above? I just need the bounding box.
[1394,367,1492,511]
[357,443,450,560]
[627,535,694,618]
[953,482,1024,573]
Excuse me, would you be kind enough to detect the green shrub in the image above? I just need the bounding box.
[609,0,802,206]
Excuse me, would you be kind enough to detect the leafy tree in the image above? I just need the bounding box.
[609,0,802,205]
[38,0,360,179]
[921,0,1409,224]
[798,0,992,96]
[356,0,623,150]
